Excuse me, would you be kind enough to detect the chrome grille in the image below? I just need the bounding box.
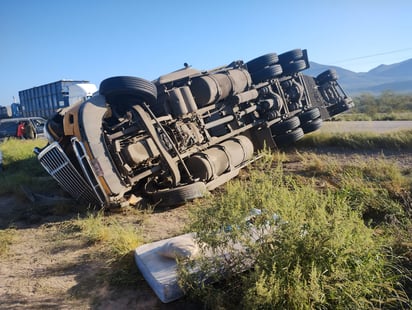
[71,138,107,205]
[38,142,100,205]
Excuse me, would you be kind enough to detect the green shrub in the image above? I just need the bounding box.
[299,153,411,225]
[179,155,409,309]
[349,92,412,120]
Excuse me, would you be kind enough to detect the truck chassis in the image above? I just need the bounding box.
[36,49,353,207]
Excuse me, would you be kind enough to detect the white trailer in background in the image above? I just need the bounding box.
[68,83,98,106]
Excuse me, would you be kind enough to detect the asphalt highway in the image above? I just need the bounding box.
[320,121,412,133]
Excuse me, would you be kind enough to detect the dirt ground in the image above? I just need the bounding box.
[0,147,411,309]
[0,195,197,309]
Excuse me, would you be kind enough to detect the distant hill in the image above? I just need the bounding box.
[304,59,412,95]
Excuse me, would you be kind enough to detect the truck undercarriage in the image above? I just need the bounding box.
[36,49,353,207]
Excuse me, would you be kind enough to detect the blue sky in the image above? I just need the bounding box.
[1,0,411,106]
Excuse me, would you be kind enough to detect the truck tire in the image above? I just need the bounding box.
[299,107,321,123]
[301,117,322,133]
[316,69,338,84]
[250,64,283,84]
[148,182,207,206]
[274,127,304,147]
[99,76,157,106]
[278,49,303,65]
[270,116,300,135]
[282,60,307,76]
[246,53,279,73]
[327,103,350,116]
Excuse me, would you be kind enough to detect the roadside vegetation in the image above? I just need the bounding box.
[298,129,412,150]
[0,130,411,308]
[0,138,51,195]
[334,91,412,121]
[69,211,146,288]
[0,228,16,256]
[72,211,144,258]
[180,150,412,309]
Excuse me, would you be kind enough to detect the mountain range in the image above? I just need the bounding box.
[304,58,412,96]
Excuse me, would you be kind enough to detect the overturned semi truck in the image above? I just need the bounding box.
[35,49,353,207]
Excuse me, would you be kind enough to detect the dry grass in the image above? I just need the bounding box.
[298,129,412,150]
[0,229,16,256]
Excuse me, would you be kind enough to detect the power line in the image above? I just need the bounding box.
[333,48,412,64]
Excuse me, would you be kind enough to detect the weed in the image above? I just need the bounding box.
[0,228,16,256]
[298,152,411,226]
[70,211,144,287]
[0,138,46,166]
[299,130,412,150]
[72,211,143,257]
[179,153,410,309]
[0,139,53,195]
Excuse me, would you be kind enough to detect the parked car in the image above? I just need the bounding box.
[35,49,353,208]
[0,117,47,141]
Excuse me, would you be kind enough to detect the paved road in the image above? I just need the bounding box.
[319,121,412,133]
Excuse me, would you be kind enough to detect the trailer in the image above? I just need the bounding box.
[19,80,97,119]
